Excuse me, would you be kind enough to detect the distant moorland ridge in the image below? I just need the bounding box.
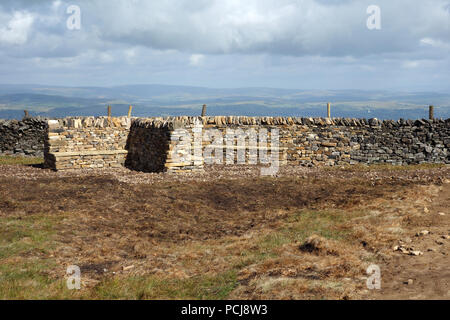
[0,84,449,120]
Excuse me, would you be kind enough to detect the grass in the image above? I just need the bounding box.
[90,209,355,299]
[1,161,436,299]
[233,209,357,269]
[286,210,358,239]
[0,208,356,299]
[0,156,43,165]
[260,209,356,250]
[0,211,238,299]
[0,262,68,299]
[92,270,238,300]
[226,209,365,299]
[0,214,60,260]
[0,214,68,299]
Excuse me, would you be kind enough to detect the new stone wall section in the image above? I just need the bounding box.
[0,118,47,157]
[44,117,131,170]
[41,116,449,172]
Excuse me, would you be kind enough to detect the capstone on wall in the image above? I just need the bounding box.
[44,117,131,170]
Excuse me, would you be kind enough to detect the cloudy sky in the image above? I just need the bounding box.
[0,0,449,90]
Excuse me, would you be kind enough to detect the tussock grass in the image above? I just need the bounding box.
[92,271,238,300]
[235,209,358,267]
[0,215,60,259]
[0,156,43,166]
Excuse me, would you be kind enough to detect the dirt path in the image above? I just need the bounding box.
[367,182,449,300]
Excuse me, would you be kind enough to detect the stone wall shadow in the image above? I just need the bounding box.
[124,123,170,173]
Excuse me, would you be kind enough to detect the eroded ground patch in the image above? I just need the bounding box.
[0,162,448,299]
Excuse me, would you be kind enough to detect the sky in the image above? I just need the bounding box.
[0,0,449,91]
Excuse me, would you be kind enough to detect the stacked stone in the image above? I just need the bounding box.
[201,117,288,166]
[125,118,172,173]
[352,118,450,165]
[0,118,47,157]
[44,116,131,170]
[166,118,205,172]
[125,117,205,173]
[40,115,449,172]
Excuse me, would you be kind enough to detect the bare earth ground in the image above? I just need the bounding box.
[0,159,448,299]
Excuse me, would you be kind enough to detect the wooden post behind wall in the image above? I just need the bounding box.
[128,105,133,118]
[327,102,331,119]
[201,104,207,117]
[429,105,434,120]
[107,105,111,125]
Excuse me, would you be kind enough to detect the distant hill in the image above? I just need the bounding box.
[0,84,449,120]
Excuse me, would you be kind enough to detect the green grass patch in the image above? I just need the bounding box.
[282,210,356,241]
[0,156,43,166]
[0,261,71,299]
[267,209,356,246]
[234,209,358,269]
[0,215,60,259]
[92,270,238,300]
[0,214,69,299]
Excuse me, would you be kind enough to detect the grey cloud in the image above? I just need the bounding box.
[2,0,450,58]
[88,0,450,57]
[0,0,449,91]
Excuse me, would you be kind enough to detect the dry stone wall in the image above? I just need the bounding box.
[123,116,449,173]
[0,118,47,157]
[1,115,445,171]
[44,117,131,170]
[125,118,171,172]
[351,119,449,165]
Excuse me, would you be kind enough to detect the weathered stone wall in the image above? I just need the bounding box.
[123,116,449,173]
[351,119,449,165]
[0,118,47,157]
[39,116,449,172]
[44,117,131,170]
[272,117,449,166]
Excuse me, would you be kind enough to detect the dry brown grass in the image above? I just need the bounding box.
[0,163,448,299]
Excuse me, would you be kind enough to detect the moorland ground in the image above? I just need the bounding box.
[0,156,448,299]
